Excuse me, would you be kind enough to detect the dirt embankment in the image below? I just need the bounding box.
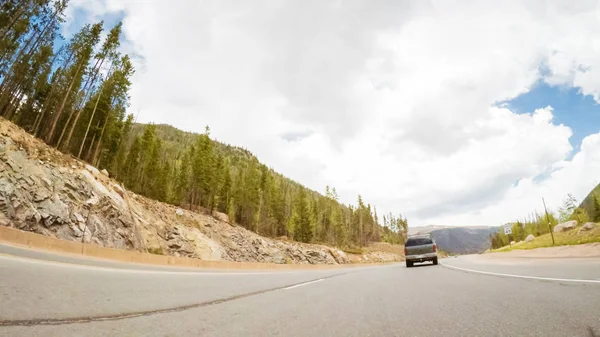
[0,118,402,265]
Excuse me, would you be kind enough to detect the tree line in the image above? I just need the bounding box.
[112,124,409,248]
[1,0,134,170]
[0,1,409,249]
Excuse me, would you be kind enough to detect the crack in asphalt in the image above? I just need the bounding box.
[0,271,358,327]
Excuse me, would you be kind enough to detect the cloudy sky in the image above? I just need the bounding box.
[66,0,600,227]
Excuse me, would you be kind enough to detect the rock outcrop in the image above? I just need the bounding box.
[0,119,401,264]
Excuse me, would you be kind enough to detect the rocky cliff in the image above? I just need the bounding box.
[0,119,401,264]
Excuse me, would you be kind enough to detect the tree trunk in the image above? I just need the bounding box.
[92,112,110,166]
[77,82,104,157]
[85,131,97,162]
[5,90,24,120]
[63,59,109,150]
[46,60,84,144]
[0,22,43,96]
[0,1,30,42]
[55,90,83,149]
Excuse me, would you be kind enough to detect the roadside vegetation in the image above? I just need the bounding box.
[490,191,600,251]
[0,0,408,251]
[493,225,600,252]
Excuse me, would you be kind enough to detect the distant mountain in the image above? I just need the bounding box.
[410,226,498,254]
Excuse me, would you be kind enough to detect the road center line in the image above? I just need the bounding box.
[284,278,324,290]
[441,262,600,284]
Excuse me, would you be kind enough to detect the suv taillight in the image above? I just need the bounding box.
[432,244,437,252]
[404,247,407,255]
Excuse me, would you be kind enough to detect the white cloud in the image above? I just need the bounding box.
[67,0,600,226]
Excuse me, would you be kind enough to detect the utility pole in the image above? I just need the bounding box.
[542,197,555,246]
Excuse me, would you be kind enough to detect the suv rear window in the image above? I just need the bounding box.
[405,237,433,246]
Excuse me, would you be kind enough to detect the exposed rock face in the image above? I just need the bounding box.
[0,120,401,264]
[554,220,577,233]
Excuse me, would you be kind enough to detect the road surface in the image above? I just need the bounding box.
[1,244,600,337]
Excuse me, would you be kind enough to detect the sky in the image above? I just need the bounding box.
[65,0,600,227]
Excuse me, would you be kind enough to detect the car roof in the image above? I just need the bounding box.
[408,233,433,238]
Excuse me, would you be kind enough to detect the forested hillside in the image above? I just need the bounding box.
[118,123,409,248]
[0,0,408,250]
[578,184,600,223]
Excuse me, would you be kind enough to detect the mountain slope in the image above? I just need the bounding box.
[410,226,498,254]
[118,123,394,248]
[0,118,402,264]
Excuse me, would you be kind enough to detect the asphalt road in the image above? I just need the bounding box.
[1,246,600,337]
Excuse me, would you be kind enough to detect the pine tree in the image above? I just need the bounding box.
[592,194,600,222]
[292,188,312,243]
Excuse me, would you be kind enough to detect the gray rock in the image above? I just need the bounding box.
[554,220,577,232]
[100,169,109,177]
[113,184,125,197]
[33,190,50,202]
[86,196,99,206]
[37,195,70,227]
[85,164,99,176]
[525,234,535,242]
[578,222,597,234]
[41,177,52,189]
[175,208,184,216]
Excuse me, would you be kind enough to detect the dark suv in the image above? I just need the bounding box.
[404,234,438,268]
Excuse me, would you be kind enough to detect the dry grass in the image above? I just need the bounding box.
[493,224,600,252]
[363,242,405,256]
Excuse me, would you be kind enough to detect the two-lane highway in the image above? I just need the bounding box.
[1,245,600,337]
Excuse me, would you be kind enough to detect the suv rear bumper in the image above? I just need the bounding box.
[406,252,437,263]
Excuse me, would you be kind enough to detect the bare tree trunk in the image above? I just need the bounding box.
[85,132,97,162]
[46,60,84,144]
[5,90,24,120]
[92,122,106,166]
[77,82,104,157]
[63,59,109,150]
[56,89,84,149]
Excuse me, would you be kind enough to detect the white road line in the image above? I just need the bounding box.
[284,278,324,290]
[441,262,600,284]
[0,254,302,276]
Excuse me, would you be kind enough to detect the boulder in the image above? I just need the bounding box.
[554,220,577,233]
[578,222,597,234]
[85,164,99,176]
[175,208,184,216]
[213,211,229,223]
[525,234,535,242]
[510,241,515,245]
[100,169,109,177]
[112,184,125,197]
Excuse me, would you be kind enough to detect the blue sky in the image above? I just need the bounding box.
[502,82,600,154]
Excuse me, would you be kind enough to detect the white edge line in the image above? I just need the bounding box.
[284,278,324,290]
[441,262,600,284]
[0,254,297,276]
